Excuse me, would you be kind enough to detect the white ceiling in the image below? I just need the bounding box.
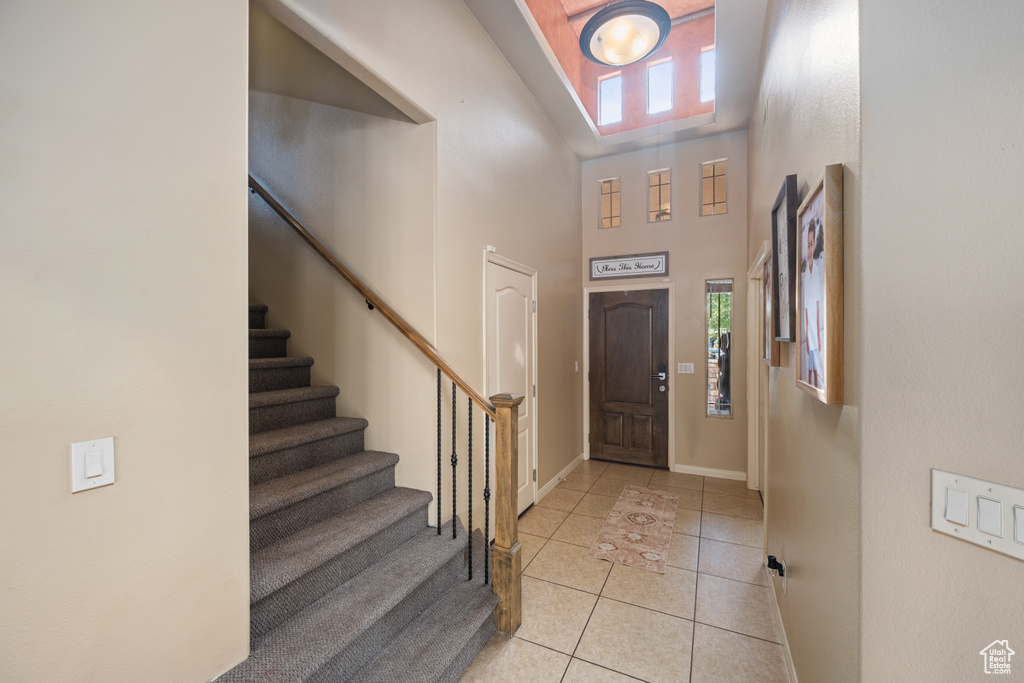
[462,0,768,160]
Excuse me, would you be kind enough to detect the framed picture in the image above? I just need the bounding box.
[763,252,780,366]
[795,164,844,404]
[771,175,798,342]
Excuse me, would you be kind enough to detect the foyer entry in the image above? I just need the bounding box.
[588,289,669,468]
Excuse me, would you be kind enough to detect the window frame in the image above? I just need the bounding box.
[705,278,734,419]
[599,177,622,229]
[700,45,716,104]
[646,58,674,115]
[598,72,623,127]
[647,168,671,223]
[700,159,728,216]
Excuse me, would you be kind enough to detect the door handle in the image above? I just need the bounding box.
[649,363,667,381]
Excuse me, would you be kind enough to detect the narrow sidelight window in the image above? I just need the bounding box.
[700,47,716,103]
[700,160,727,216]
[648,169,671,222]
[706,279,733,417]
[598,74,622,126]
[600,178,621,228]
[647,59,673,114]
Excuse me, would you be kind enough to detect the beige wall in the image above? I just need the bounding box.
[250,0,583,526]
[0,2,250,682]
[860,1,1024,678]
[582,132,750,475]
[746,0,861,680]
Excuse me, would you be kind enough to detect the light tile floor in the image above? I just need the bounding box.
[461,461,788,683]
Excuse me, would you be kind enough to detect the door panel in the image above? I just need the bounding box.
[486,261,536,514]
[589,289,669,468]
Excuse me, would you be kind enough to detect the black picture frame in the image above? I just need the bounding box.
[771,175,798,341]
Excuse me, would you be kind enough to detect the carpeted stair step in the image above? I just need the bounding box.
[351,530,498,683]
[249,417,369,485]
[249,303,269,330]
[250,356,315,393]
[249,386,339,434]
[251,487,432,639]
[250,450,399,550]
[219,519,467,683]
[250,328,291,359]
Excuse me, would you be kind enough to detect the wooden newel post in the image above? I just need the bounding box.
[489,393,524,636]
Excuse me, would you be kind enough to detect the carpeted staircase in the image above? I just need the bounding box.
[220,304,497,682]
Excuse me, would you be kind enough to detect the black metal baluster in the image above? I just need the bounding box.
[451,382,457,540]
[436,369,441,535]
[467,398,473,581]
[484,414,490,585]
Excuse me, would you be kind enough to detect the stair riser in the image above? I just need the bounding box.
[309,550,466,683]
[249,365,311,393]
[249,397,336,434]
[250,430,366,486]
[439,614,496,683]
[249,309,267,330]
[251,505,429,641]
[249,336,288,359]
[251,466,396,550]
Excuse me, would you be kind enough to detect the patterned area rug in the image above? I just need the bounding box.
[587,485,678,574]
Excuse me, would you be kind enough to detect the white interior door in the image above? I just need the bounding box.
[485,257,536,514]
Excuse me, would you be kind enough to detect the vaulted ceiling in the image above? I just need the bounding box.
[463,0,768,159]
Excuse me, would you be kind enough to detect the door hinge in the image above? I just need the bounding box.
[532,300,537,313]
[533,468,537,482]
[533,384,536,397]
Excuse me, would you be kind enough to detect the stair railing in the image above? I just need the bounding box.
[249,175,523,636]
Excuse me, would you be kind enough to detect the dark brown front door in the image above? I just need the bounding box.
[589,289,669,468]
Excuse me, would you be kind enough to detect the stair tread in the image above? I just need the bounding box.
[249,385,339,409]
[250,417,368,459]
[251,487,432,603]
[249,356,314,370]
[226,519,466,683]
[250,328,291,339]
[250,450,399,520]
[353,574,498,683]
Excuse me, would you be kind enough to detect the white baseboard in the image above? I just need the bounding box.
[766,568,798,683]
[538,452,584,500]
[673,464,747,481]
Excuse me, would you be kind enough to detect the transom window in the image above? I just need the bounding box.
[647,59,673,114]
[598,74,622,126]
[700,46,716,103]
[599,178,621,229]
[700,160,727,216]
[647,169,671,222]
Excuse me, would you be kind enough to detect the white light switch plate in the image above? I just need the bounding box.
[71,437,115,493]
[931,469,1024,562]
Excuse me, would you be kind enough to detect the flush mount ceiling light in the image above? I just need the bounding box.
[579,0,671,67]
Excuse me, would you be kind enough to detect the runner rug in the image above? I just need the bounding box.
[587,484,678,574]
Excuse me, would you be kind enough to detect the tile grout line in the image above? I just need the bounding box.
[689,571,699,683]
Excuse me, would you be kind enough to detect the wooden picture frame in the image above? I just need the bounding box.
[795,164,843,404]
[763,252,780,366]
[771,174,798,342]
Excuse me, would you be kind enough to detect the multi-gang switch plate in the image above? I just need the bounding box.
[931,469,1024,562]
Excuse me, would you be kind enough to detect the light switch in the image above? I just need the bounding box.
[945,488,969,526]
[71,437,115,493]
[978,497,1003,537]
[678,363,694,374]
[85,450,103,478]
[1014,506,1024,545]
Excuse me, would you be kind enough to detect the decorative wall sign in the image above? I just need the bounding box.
[771,174,798,342]
[589,252,669,280]
[796,164,844,404]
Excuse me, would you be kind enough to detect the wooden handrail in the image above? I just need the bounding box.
[249,174,495,419]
